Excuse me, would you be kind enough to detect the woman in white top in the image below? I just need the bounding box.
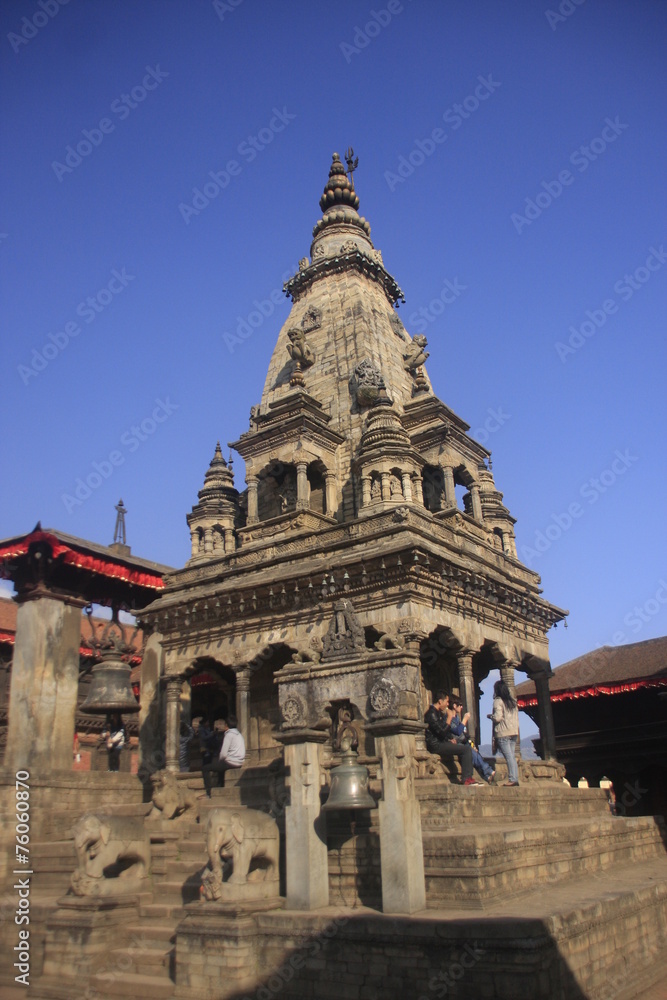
[492,680,520,786]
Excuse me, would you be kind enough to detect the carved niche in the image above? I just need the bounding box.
[353,358,388,408]
[321,599,366,661]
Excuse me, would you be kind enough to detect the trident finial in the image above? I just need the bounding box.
[344,147,359,182]
[113,499,127,547]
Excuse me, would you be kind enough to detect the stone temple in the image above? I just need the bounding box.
[1,153,666,1000]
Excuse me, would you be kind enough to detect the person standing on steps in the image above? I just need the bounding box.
[492,680,520,786]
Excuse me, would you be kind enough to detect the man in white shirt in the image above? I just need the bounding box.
[200,715,245,797]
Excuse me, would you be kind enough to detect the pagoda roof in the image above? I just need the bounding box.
[516,636,667,706]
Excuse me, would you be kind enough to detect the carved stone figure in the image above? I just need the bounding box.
[201,806,280,900]
[281,694,307,728]
[286,327,315,368]
[147,769,195,821]
[70,813,151,896]
[321,599,366,661]
[369,677,400,717]
[403,334,430,372]
[353,358,388,408]
[301,306,322,332]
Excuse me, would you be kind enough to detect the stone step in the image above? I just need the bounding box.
[418,780,611,824]
[423,814,665,907]
[88,970,174,999]
[153,877,201,905]
[126,922,176,948]
[139,901,187,921]
[107,943,173,975]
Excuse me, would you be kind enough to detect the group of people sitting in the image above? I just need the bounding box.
[179,714,246,797]
[424,681,520,786]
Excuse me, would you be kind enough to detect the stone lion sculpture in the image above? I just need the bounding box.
[70,813,151,896]
[147,769,195,821]
[403,334,429,372]
[286,327,315,367]
[201,806,280,901]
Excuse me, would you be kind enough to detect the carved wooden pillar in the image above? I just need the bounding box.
[401,472,413,502]
[235,668,251,742]
[296,462,309,511]
[325,472,337,516]
[361,475,371,507]
[456,649,478,744]
[246,475,259,524]
[165,675,181,773]
[469,483,483,522]
[275,729,329,910]
[381,472,390,501]
[442,465,456,507]
[411,473,424,506]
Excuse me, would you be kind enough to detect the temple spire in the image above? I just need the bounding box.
[110,499,130,556]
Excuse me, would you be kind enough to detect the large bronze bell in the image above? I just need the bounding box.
[81,652,140,715]
[322,738,376,812]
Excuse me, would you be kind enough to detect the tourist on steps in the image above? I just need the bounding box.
[492,680,520,786]
[200,715,245,797]
[424,691,482,785]
[449,696,495,783]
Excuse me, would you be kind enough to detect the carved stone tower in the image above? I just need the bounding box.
[141,150,565,800]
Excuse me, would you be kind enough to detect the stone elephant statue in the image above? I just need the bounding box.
[70,812,151,896]
[202,807,279,900]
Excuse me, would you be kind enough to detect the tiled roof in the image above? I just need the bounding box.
[516,636,667,700]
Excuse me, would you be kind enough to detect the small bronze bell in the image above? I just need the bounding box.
[322,737,376,812]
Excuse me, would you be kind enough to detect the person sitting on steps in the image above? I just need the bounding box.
[448,695,495,783]
[200,715,245,798]
[424,691,482,785]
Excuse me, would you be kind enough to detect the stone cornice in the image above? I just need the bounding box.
[283,248,405,306]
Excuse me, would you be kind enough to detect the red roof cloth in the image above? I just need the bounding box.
[0,529,166,591]
[0,597,143,663]
[516,636,667,707]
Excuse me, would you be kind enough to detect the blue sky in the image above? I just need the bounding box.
[1,0,666,740]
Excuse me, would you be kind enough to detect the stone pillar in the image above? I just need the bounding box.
[366,718,426,915]
[361,475,371,507]
[235,668,251,742]
[246,475,259,524]
[224,528,234,554]
[138,631,166,778]
[470,483,483,521]
[203,527,213,554]
[412,473,424,506]
[6,593,84,773]
[401,472,413,502]
[381,472,390,502]
[456,649,478,744]
[190,530,199,558]
[506,531,518,559]
[165,675,182,773]
[275,729,329,910]
[296,462,309,511]
[532,667,557,760]
[442,465,456,507]
[325,472,337,516]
